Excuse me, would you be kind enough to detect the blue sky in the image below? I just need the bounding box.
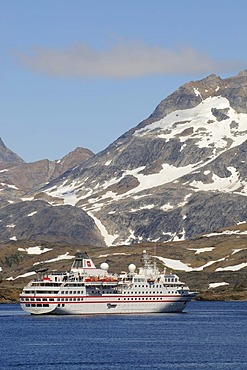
[1,0,247,162]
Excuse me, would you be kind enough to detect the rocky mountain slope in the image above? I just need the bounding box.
[0,138,24,165]
[0,142,94,206]
[31,70,247,246]
[0,200,104,246]
[0,141,101,244]
[1,71,247,249]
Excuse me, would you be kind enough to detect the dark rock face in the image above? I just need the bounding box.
[0,200,105,246]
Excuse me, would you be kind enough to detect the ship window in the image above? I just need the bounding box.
[31,304,36,307]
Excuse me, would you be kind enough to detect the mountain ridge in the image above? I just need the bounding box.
[28,71,247,246]
[1,71,247,248]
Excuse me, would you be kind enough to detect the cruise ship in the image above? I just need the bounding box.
[20,250,197,315]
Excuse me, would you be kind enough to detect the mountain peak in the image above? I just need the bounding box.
[1,70,247,248]
[0,138,25,165]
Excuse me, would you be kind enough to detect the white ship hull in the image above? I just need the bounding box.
[21,294,195,315]
[54,300,191,315]
[20,251,197,315]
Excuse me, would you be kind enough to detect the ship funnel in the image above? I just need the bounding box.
[71,252,96,271]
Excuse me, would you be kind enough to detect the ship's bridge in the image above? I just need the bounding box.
[71,252,96,273]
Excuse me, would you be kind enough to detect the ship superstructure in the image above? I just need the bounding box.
[20,251,196,315]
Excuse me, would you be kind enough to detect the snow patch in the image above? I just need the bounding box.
[193,257,227,271]
[135,96,247,158]
[216,263,247,271]
[188,247,215,254]
[232,248,245,254]
[204,230,247,237]
[33,252,75,265]
[6,271,36,280]
[161,203,174,211]
[190,166,241,192]
[18,246,53,255]
[154,256,193,272]
[98,253,131,258]
[105,160,112,166]
[208,282,229,289]
[27,211,37,217]
[87,211,119,246]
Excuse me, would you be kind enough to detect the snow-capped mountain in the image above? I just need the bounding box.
[0,143,100,244]
[32,70,247,246]
[0,144,94,207]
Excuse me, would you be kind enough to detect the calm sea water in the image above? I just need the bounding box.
[1,301,247,370]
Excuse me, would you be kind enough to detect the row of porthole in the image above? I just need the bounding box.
[22,297,84,302]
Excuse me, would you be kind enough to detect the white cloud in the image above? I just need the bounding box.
[16,41,241,79]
